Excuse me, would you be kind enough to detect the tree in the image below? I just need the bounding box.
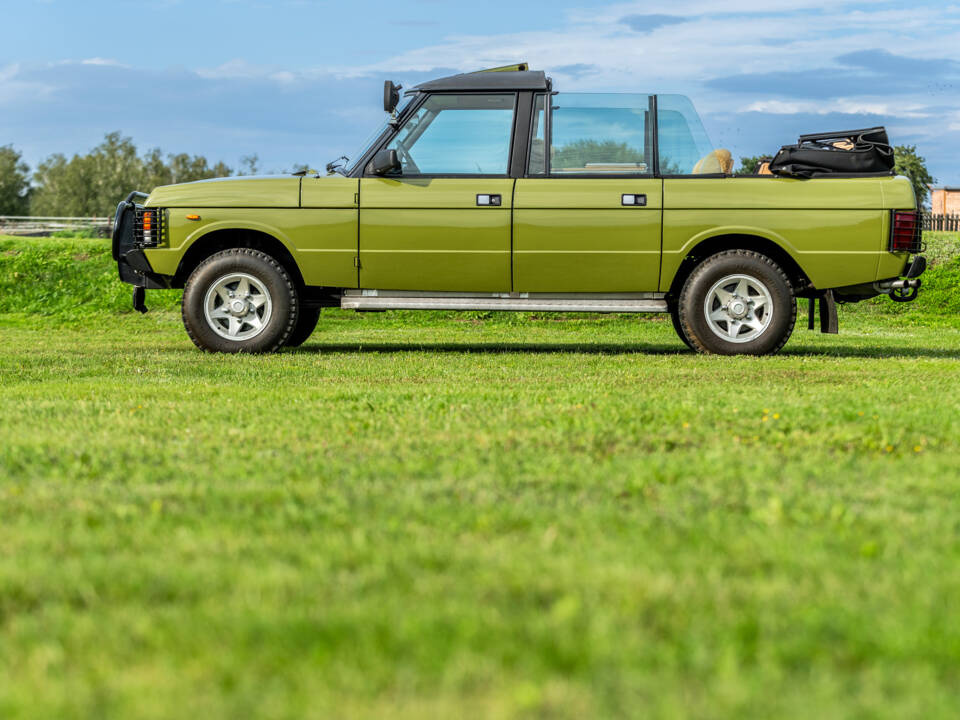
[0,145,32,215]
[893,145,934,207]
[31,132,233,217]
[238,154,260,176]
[736,155,769,176]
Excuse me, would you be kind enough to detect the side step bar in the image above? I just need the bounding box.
[341,291,668,314]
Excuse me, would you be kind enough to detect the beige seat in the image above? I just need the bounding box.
[692,148,734,175]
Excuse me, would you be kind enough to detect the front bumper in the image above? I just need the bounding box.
[113,192,169,290]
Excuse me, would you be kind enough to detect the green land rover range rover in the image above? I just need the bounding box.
[113,63,926,356]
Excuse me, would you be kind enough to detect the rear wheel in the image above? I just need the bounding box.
[678,250,796,356]
[182,248,298,353]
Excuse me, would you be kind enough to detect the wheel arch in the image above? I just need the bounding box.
[664,232,813,299]
[172,226,305,290]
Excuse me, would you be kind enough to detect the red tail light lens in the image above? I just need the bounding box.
[891,211,921,253]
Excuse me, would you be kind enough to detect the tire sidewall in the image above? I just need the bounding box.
[182,249,297,353]
[680,251,795,356]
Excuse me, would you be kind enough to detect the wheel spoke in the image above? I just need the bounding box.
[736,278,751,298]
[714,287,733,305]
[751,296,767,311]
[204,273,274,341]
[725,319,742,338]
[743,315,765,332]
[710,307,729,322]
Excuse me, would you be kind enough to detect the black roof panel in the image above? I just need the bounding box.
[413,70,549,93]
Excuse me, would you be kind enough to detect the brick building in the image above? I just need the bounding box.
[930,187,960,214]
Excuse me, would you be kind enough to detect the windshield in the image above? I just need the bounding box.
[342,96,414,174]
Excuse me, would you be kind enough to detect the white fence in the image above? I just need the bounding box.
[0,216,113,236]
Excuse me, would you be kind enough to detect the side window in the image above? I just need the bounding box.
[529,93,653,175]
[657,95,715,175]
[385,94,515,175]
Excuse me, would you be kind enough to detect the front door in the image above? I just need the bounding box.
[513,93,663,292]
[359,93,517,292]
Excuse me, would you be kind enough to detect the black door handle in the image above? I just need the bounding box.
[477,194,502,206]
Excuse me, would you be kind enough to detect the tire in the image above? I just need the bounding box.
[668,302,694,350]
[678,250,796,356]
[182,248,298,353]
[283,307,321,347]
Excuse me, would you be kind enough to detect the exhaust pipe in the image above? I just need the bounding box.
[874,278,921,293]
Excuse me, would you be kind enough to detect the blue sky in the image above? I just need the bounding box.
[2,0,959,183]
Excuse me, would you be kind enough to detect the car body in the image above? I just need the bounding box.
[113,63,925,355]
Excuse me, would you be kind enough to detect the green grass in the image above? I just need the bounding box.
[2,234,960,718]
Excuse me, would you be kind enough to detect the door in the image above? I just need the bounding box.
[513,93,663,292]
[359,93,517,292]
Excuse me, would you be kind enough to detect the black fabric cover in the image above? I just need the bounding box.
[769,127,895,178]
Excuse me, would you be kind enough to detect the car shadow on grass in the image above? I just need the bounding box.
[782,346,960,359]
[295,342,686,356]
[294,342,960,359]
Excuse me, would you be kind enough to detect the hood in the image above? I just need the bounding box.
[145,175,301,208]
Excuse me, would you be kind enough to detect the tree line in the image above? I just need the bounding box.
[0,133,261,217]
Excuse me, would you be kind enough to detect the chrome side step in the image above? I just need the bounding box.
[341,290,668,313]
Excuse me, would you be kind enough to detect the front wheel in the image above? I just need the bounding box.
[678,250,796,356]
[182,248,299,353]
[283,307,321,347]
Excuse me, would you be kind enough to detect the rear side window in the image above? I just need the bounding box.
[657,95,715,174]
[386,94,515,175]
[529,93,653,175]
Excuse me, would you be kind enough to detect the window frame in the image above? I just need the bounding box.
[359,91,520,179]
[526,92,659,180]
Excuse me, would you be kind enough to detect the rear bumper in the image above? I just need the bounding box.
[834,254,926,303]
[113,192,169,289]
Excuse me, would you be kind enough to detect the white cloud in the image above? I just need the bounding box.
[79,58,126,67]
[744,99,931,118]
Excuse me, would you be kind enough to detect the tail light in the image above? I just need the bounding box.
[135,207,164,247]
[890,210,923,253]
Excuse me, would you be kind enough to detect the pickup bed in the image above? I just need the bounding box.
[114,64,925,355]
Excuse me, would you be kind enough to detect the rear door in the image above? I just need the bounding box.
[513,93,662,292]
[359,93,516,292]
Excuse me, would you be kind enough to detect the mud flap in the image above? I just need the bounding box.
[807,291,838,334]
[819,290,838,334]
[133,286,148,314]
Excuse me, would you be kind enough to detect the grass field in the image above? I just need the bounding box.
[2,234,960,718]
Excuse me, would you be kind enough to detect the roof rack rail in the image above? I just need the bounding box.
[474,63,529,73]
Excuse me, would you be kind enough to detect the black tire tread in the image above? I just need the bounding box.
[284,307,321,348]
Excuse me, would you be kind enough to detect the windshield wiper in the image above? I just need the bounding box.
[325,156,349,175]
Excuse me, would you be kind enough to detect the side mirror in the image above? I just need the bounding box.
[383,81,401,113]
[369,148,401,176]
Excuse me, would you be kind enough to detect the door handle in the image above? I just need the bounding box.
[476,194,502,207]
[622,194,647,206]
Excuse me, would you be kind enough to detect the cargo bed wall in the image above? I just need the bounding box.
[659,176,915,291]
